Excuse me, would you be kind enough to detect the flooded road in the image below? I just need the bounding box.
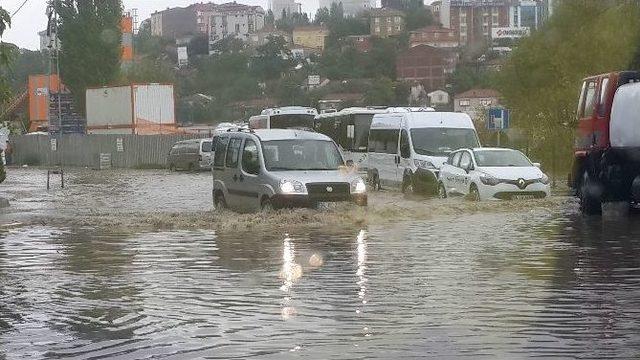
[1,168,640,358]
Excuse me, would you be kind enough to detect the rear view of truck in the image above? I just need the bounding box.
[571,71,640,214]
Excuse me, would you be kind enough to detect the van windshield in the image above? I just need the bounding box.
[270,114,315,130]
[410,128,480,156]
[262,140,344,171]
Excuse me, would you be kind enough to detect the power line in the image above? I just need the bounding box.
[11,0,30,18]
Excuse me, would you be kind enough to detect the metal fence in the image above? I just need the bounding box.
[9,134,207,169]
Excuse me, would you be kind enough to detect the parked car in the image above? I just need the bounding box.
[211,129,367,212]
[438,148,550,201]
[367,109,481,195]
[167,138,215,171]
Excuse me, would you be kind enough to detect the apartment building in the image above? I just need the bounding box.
[370,8,405,38]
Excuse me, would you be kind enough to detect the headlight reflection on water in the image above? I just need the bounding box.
[280,234,302,320]
[355,229,368,313]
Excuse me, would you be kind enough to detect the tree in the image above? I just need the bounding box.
[0,6,13,106]
[188,33,209,57]
[364,77,395,105]
[56,0,123,113]
[265,10,275,27]
[251,35,293,81]
[496,0,640,170]
[314,7,330,25]
[403,0,435,31]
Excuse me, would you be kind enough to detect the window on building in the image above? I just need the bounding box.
[459,99,470,107]
[388,26,393,33]
[395,16,401,23]
[480,99,492,106]
[375,17,379,24]
[375,26,380,33]
[492,14,499,24]
[396,26,401,31]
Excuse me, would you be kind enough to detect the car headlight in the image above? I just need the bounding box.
[479,174,501,186]
[414,159,436,170]
[539,173,550,185]
[351,178,367,194]
[279,179,305,194]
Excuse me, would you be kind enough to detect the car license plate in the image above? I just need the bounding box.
[513,195,534,200]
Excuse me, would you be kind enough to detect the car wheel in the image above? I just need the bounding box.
[469,184,481,202]
[579,171,602,215]
[213,191,227,211]
[438,182,447,199]
[402,177,415,195]
[261,197,274,212]
[369,173,381,191]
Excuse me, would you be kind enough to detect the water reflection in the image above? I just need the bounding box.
[2,209,640,358]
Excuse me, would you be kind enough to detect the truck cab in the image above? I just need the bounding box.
[572,71,640,214]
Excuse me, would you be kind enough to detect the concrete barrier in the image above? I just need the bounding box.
[10,134,206,169]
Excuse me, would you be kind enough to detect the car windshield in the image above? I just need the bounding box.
[262,139,344,171]
[410,128,480,156]
[270,114,315,130]
[474,150,532,167]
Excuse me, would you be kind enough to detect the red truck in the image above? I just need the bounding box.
[571,71,640,214]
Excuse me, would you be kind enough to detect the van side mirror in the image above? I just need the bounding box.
[346,160,355,168]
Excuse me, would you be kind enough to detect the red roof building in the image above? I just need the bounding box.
[396,45,458,91]
[409,26,459,48]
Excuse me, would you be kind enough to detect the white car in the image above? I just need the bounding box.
[438,148,551,201]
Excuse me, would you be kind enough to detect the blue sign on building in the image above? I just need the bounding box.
[487,107,510,132]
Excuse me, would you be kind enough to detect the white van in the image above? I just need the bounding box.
[367,110,481,195]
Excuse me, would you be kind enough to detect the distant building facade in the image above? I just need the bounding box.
[345,34,373,52]
[428,90,450,107]
[292,26,329,50]
[396,45,457,92]
[454,88,500,120]
[370,8,405,38]
[439,0,511,47]
[248,28,291,48]
[151,6,198,38]
[208,3,265,44]
[271,0,302,20]
[409,26,459,48]
[319,0,374,16]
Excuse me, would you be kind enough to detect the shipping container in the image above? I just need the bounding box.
[28,74,61,132]
[86,84,178,135]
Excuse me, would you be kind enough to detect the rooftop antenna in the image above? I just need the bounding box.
[46,0,64,189]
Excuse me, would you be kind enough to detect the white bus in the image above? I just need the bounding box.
[314,107,388,168]
[248,106,318,130]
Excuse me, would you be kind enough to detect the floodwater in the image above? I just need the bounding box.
[1,168,640,358]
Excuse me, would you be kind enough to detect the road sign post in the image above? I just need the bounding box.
[487,107,510,147]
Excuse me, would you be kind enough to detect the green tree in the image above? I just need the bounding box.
[265,10,275,27]
[404,1,435,31]
[0,6,13,105]
[251,35,293,81]
[364,77,395,105]
[314,7,330,24]
[496,0,640,171]
[56,0,123,113]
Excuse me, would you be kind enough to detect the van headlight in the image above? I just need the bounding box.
[351,179,367,194]
[414,159,435,170]
[279,179,305,194]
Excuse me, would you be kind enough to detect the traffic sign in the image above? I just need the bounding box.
[487,107,510,132]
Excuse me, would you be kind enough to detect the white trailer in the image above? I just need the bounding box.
[86,84,176,135]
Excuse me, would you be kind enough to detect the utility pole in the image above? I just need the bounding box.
[46,0,64,189]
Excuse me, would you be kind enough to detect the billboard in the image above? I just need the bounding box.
[491,27,530,39]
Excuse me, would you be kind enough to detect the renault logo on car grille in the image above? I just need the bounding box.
[326,186,333,192]
[517,179,526,189]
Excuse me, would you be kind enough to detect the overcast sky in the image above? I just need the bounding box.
[2,0,433,50]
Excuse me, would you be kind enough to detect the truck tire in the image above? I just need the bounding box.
[579,171,602,215]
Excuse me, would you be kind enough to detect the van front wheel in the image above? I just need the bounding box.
[213,191,227,211]
[261,197,274,212]
[402,177,415,195]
